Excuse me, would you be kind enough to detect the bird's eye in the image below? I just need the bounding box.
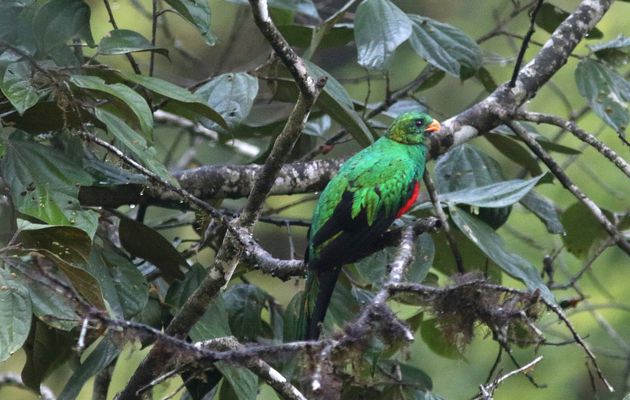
[415,119,424,127]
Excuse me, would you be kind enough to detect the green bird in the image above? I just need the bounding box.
[300,111,440,340]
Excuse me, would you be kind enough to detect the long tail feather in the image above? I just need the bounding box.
[300,265,342,340]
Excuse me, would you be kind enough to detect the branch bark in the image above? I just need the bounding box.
[78,158,343,207]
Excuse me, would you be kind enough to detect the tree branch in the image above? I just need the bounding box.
[195,337,307,400]
[116,0,325,396]
[515,111,630,179]
[79,158,343,207]
[423,170,464,273]
[242,217,441,281]
[505,121,630,256]
[508,0,545,88]
[102,0,142,75]
[476,356,544,399]
[431,0,613,158]
[0,372,56,400]
[153,110,260,158]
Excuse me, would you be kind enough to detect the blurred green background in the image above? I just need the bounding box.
[1,0,629,399]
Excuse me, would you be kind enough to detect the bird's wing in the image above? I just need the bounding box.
[308,156,417,268]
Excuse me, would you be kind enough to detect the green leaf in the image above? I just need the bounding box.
[491,125,581,155]
[328,272,361,329]
[408,15,482,79]
[380,360,433,390]
[535,3,602,40]
[223,284,267,340]
[431,226,500,279]
[98,29,169,57]
[420,318,461,359]
[167,266,256,400]
[303,115,332,137]
[354,233,433,286]
[121,72,227,128]
[0,2,28,43]
[0,61,48,115]
[438,175,543,208]
[219,363,258,400]
[18,224,106,309]
[476,67,498,92]
[520,191,564,235]
[164,0,216,45]
[32,0,94,53]
[70,74,153,137]
[354,0,412,70]
[449,205,554,303]
[279,23,353,49]
[21,321,74,391]
[94,107,175,184]
[1,138,98,236]
[58,335,120,400]
[0,268,32,362]
[14,266,79,330]
[354,247,390,286]
[561,202,616,259]
[434,144,511,229]
[166,264,231,340]
[589,35,630,66]
[283,291,304,342]
[86,244,149,319]
[118,215,186,282]
[575,59,629,135]
[435,144,504,192]
[195,72,259,129]
[485,132,542,176]
[407,234,434,283]
[307,61,374,146]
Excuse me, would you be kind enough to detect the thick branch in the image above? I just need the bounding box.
[430,0,612,158]
[78,159,343,207]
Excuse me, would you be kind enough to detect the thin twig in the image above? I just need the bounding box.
[149,0,159,77]
[508,0,545,88]
[476,356,544,399]
[0,372,56,400]
[516,111,630,179]
[196,337,307,400]
[423,170,464,273]
[102,0,142,75]
[506,121,630,256]
[551,238,613,289]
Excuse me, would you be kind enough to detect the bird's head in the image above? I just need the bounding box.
[385,111,441,145]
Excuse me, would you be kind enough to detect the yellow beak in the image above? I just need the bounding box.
[425,119,441,134]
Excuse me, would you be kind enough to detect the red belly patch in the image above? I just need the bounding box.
[396,181,420,218]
